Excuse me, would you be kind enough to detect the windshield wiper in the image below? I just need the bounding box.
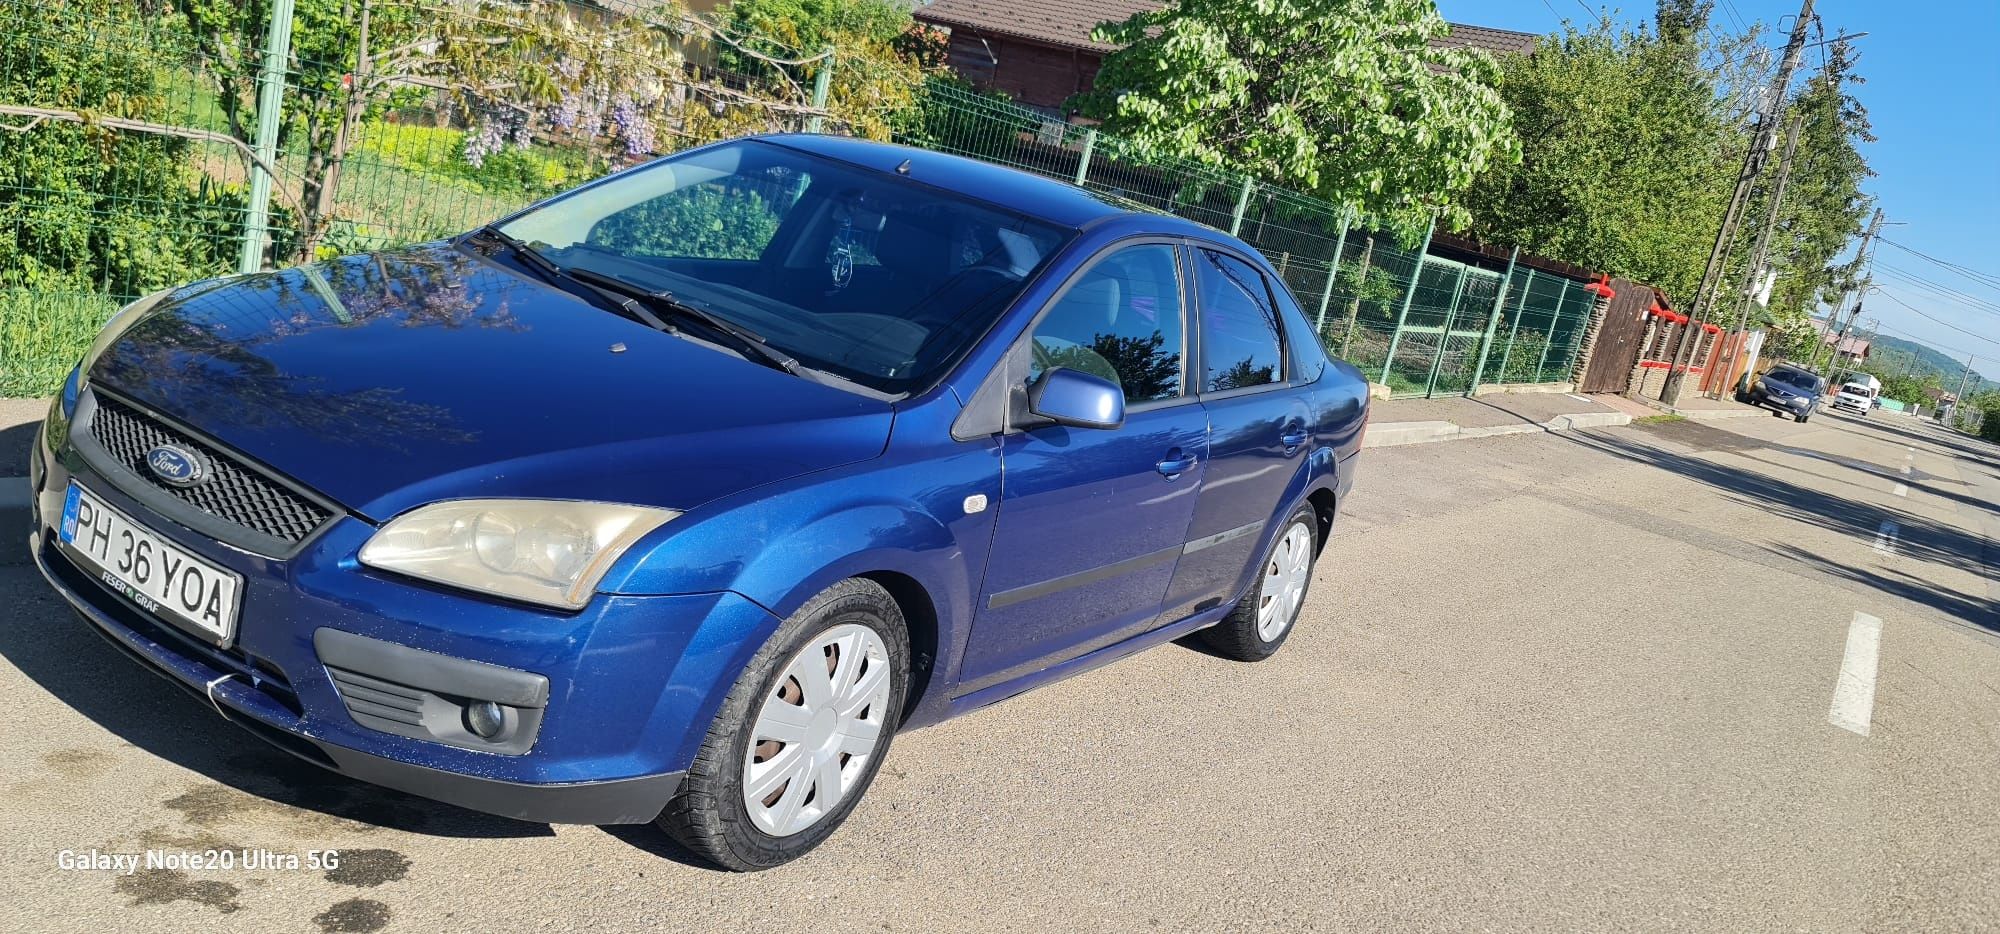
[471,227,799,375]
[471,225,566,282]
[560,266,800,375]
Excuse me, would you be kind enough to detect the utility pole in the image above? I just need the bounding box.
[1953,354,1978,418]
[1817,208,1883,377]
[1710,114,1803,399]
[1662,0,1816,405]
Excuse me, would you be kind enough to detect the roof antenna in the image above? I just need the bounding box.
[895,159,912,175]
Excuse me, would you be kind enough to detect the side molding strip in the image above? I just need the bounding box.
[986,543,1183,610]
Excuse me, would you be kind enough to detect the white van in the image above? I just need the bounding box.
[1831,373,1880,415]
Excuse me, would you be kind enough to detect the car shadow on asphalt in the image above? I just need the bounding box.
[597,824,726,868]
[0,572,553,839]
[0,418,38,477]
[1556,425,1999,636]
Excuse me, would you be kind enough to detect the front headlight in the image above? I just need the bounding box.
[78,288,174,388]
[359,500,679,610]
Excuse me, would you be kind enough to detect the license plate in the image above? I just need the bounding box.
[59,482,242,645]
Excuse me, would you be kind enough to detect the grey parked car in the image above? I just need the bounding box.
[1744,364,1825,423]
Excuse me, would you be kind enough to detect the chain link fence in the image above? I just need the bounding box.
[0,0,1597,400]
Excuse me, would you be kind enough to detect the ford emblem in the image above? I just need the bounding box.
[145,444,208,487]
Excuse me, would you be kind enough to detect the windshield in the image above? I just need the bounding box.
[1841,384,1870,395]
[495,140,1072,395]
[1765,369,1819,391]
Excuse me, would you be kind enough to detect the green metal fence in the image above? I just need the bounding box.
[892,81,1602,399]
[0,0,1598,400]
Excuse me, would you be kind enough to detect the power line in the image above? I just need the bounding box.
[1719,0,1753,34]
[1877,237,2000,292]
[1873,265,2000,318]
[1872,291,2000,347]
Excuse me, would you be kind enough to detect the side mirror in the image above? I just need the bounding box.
[1027,367,1125,430]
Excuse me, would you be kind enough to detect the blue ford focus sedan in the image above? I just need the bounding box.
[28,135,1367,869]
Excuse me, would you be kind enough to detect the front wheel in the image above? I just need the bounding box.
[1796,413,1810,423]
[657,578,908,871]
[1199,504,1318,662]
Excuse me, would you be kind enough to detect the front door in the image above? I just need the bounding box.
[959,242,1207,695]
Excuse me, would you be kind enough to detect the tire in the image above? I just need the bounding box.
[658,578,909,871]
[1199,504,1318,662]
[1796,413,1809,423]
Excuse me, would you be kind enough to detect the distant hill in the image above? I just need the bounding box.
[1857,333,1997,395]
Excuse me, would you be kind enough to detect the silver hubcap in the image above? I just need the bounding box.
[1257,521,1313,641]
[742,623,891,837]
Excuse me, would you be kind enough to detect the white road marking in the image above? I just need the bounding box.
[1893,482,1908,497]
[1899,464,1912,475]
[1872,521,1900,556]
[1828,612,1883,737]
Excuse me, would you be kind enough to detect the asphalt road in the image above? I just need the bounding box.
[2,407,1996,932]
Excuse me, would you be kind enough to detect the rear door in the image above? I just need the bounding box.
[959,241,1208,695]
[1166,247,1311,617]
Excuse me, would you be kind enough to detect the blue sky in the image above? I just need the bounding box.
[1436,0,2000,378]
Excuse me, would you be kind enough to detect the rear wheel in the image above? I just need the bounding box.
[658,579,907,871]
[1199,504,1317,662]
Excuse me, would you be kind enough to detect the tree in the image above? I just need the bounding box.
[0,0,249,296]
[1459,14,1740,302]
[1070,0,1519,243]
[1755,39,1874,326]
[710,0,937,142]
[170,0,427,263]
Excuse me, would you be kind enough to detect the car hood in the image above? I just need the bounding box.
[91,243,894,521]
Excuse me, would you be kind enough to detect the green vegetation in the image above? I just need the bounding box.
[1459,12,1736,302]
[0,290,118,397]
[0,0,250,300]
[1633,413,1687,425]
[1462,2,1874,337]
[1071,0,1520,243]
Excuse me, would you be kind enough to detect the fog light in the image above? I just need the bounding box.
[465,701,505,739]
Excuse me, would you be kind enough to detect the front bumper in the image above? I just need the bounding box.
[1749,389,1811,412]
[33,532,682,823]
[27,387,781,825]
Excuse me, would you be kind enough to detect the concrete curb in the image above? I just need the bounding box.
[1,476,28,567]
[1364,411,1633,449]
[1673,408,1764,421]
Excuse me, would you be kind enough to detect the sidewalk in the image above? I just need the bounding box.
[1365,390,1634,447]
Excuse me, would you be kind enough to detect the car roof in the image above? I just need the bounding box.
[757,134,1178,231]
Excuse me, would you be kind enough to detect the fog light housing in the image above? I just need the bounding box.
[465,700,506,739]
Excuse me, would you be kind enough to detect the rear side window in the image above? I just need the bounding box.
[1027,244,1186,404]
[1194,250,1284,392]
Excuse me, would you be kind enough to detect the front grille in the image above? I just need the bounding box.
[87,394,334,545]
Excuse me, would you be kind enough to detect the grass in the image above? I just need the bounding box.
[1633,414,1687,425]
[0,289,119,398]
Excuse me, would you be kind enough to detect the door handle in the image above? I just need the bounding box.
[1156,451,1197,478]
[1280,426,1310,453]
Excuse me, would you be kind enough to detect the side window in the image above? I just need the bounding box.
[1026,244,1185,404]
[586,171,808,261]
[1195,250,1285,392]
